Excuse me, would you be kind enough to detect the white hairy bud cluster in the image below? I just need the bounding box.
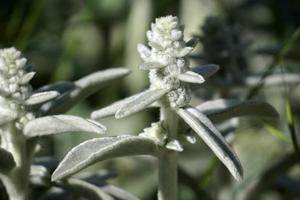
[138,16,195,108]
[0,47,35,129]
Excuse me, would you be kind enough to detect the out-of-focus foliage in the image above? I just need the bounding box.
[1,0,300,199]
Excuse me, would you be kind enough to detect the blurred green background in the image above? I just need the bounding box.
[1,0,300,199]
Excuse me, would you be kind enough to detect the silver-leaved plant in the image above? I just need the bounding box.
[52,16,279,200]
[0,47,130,200]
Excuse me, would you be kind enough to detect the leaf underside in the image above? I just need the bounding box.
[52,135,158,181]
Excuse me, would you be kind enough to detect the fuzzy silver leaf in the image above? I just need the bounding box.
[115,89,167,119]
[25,91,60,105]
[176,108,243,181]
[24,115,106,137]
[91,91,151,120]
[178,71,205,84]
[176,47,193,57]
[52,135,158,181]
[19,72,36,85]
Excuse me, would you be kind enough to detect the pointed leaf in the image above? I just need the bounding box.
[139,62,164,70]
[91,92,146,120]
[19,72,36,85]
[24,115,106,137]
[176,108,243,181]
[176,47,193,57]
[196,99,279,123]
[0,147,16,172]
[52,135,158,181]
[115,89,167,119]
[165,140,184,152]
[178,71,205,84]
[186,38,198,48]
[41,68,130,115]
[137,43,151,61]
[192,64,219,78]
[26,91,60,105]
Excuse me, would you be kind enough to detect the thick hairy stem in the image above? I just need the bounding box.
[0,124,31,200]
[157,107,179,200]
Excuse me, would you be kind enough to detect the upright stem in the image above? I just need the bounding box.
[0,124,31,200]
[157,106,179,200]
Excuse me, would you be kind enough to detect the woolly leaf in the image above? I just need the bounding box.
[178,71,205,84]
[0,147,16,172]
[52,135,158,181]
[186,38,198,48]
[177,47,193,57]
[26,91,60,105]
[176,108,243,181]
[197,99,279,123]
[41,68,130,115]
[115,89,167,119]
[24,115,106,137]
[91,92,147,120]
[165,140,184,152]
[137,43,151,61]
[19,72,36,85]
[192,64,219,78]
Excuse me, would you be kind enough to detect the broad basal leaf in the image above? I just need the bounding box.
[197,99,279,123]
[176,108,243,181]
[115,89,167,119]
[52,135,158,181]
[24,115,106,137]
